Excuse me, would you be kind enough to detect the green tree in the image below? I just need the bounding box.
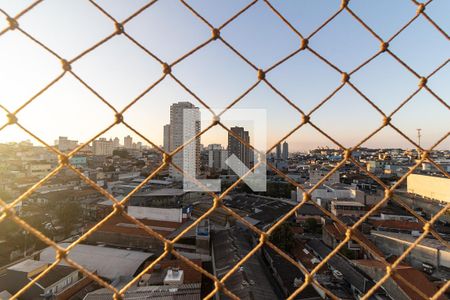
[113,149,129,158]
[270,222,294,252]
[304,218,321,233]
[55,201,82,236]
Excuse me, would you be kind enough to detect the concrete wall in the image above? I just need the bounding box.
[370,232,450,268]
[407,174,450,203]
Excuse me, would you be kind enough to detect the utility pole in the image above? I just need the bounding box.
[417,128,422,148]
[417,128,422,158]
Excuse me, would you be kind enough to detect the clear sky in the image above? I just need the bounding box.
[0,0,448,151]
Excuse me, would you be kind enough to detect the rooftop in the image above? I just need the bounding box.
[331,200,365,207]
[83,283,201,300]
[307,240,375,294]
[213,228,279,300]
[8,259,47,273]
[30,264,77,288]
[40,243,153,280]
[136,188,186,197]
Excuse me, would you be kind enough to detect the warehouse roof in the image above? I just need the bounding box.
[40,243,153,280]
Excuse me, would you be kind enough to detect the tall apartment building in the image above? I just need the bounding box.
[228,127,251,175]
[55,136,78,152]
[276,143,282,160]
[124,135,133,149]
[163,124,171,152]
[113,137,120,149]
[207,144,227,173]
[92,138,113,156]
[282,141,289,160]
[169,102,201,181]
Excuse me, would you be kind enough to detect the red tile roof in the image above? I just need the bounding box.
[88,215,185,238]
[370,219,423,231]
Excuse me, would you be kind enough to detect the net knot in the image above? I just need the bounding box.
[386,265,393,276]
[212,115,220,125]
[300,38,309,50]
[341,72,350,83]
[114,113,123,124]
[384,189,392,198]
[380,42,389,52]
[257,69,265,80]
[382,116,391,126]
[164,242,173,252]
[163,153,172,164]
[345,228,353,239]
[340,0,349,9]
[303,192,311,202]
[6,113,17,125]
[344,149,352,160]
[301,115,310,124]
[58,154,69,166]
[61,59,71,72]
[212,28,220,40]
[7,17,18,30]
[56,249,67,260]
[113,203,125,214]
[420,150,429,160]
[423,223,431,232]
[115,22,124,35]
[416,3,425,14]
[162,63,171,75]
[418,77,427,88]
[304,274,312,284]
[260,232,268,243]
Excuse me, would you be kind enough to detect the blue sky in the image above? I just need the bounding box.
[0,0,448,151]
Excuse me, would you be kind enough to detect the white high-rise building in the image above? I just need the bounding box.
[207,144,223,172]
[124,135,132,149]
[113,137,120,149]
[55,136,78,152]
[169,102,201,181]
[92,138,113,156]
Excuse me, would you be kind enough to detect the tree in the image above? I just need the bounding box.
[270,222,294,252]
[113,149,129,158]
[304,218,321,234]
[55,201,82,236]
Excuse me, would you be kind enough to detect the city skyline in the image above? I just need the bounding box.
[0,1,448,151]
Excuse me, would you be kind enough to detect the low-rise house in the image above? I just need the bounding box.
[0,259,91,300]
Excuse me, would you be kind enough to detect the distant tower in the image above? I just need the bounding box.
[228,127,251,174]
[416,128,422,158]
[282,141,289,161]
[276,143,281,160]
[163,124,171,152]
[113,137,120,149]
[416,129,422,148]
[124,135,132,149]
[169,102,201,180]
